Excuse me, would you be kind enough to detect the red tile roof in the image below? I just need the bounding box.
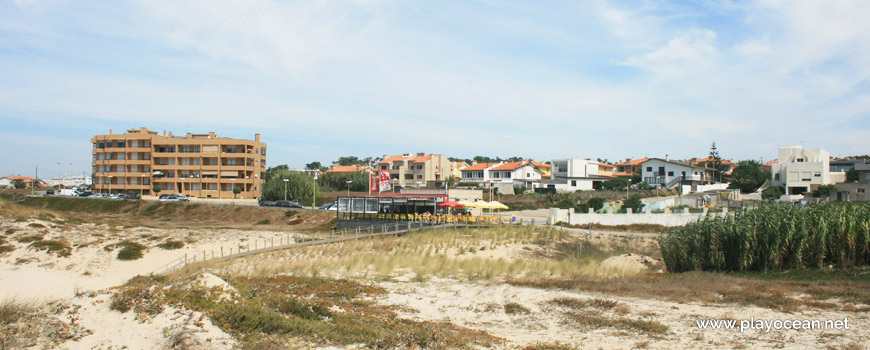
[408,155,431,163]
[5,176,35,181]
[693,157,735,166]
[378,155,408,164]
[462,162,498,171]
[613,158,649,166]
[532,161,550,169]
[490,161,524,171]
[324,165,371,173]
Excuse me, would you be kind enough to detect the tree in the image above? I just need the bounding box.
[232,187,241,198]
[587,197,605,212]
[334,156,365,166]
[262,169,316,202]
[152,185,162,195]
[622,196,643,213]
[602,178,630,191]
[318,171,369,192]
[847,167,859,182]
[728,160,770,194]
[813,184,837,198]
[12,179,26,189]
[630,173,642,184]
[762,186,783,201]
[708,142,723,182]
[446,176,457,189]
[305,162,322,171]
[265,165,289,181]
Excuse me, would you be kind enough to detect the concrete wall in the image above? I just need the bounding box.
[560,207,726,227]
[681,183,730,195]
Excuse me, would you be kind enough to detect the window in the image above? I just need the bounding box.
[858,188,865,193]
[668,171,674,176]
[775,173,780,181]
[571,180,577,186]
[261,147,266,156]
[505,172,511,178]
[116,141,125,148]
[647,167,652,172]
[416,175,422,179]
[493,172,500,178]
[226,159,237,166]
[796,158,805,162]
[227,147,237,153]
[405,174,413,180]
[814,172,821,177]
[416,165,423,170]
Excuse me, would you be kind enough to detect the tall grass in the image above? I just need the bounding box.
[660,202,870,272]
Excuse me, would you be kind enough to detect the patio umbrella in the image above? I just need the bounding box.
[457,200,478,207]
[488,201,509,210]
[438,200,465,208]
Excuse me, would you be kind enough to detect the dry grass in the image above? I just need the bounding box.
[195,226,660,281]
[1,197,335,232]
[510,269,870,312]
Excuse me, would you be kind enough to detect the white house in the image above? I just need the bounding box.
[542,159,608,192]
[640,157,715,189]
[488,161,544,189]
[459,162,501,184]
[771,146,846,195]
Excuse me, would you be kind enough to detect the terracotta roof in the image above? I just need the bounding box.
[762,160,779,167]
[532,161,550,169]
[5,176,36,181]
[491,161,528,171]
[692,157,735,165]
[598,163,615,169]
[408,155,431,163]
[462,162,498,171]
[613,158,649,166]
[324,165,370,173]
[378,155,408,164]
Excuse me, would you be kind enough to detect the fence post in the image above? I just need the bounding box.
[221,247,223,257]
[255,240,257,250]
[203,250,206,261]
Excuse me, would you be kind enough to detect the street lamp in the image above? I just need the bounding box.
[108,175,113,195]
[312,174,318,209]
[283,178,289,201]
[141,174,146,197]
[345,180,352,196]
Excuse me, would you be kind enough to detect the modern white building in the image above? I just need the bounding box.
[640,157,715,189]
[459,162,501,184]
[541,159,608,192]
[49,175,93,188]
[771,146,846,195]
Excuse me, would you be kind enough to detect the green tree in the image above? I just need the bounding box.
[318,171,369,192]
[761,186,783,201]
[262,169,317,202]
[265,164,289,181]
[232,187,241,198]
[602,178,629,191]
[334,156,365,166]
[446,176,457,189]
[813,184,837,198]
[12,179,26,189]
[630,173,642,184]
[846,167,859,182]
[708,142,723,182]
[152,185,162,195]
[587,197,605,211]
[728,160,770,194]
[305,162,322,171]
[622,196,643,213]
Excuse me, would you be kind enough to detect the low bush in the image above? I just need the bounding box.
[116,241,148,261]
[30,239,72,257]
[157,240,185,250]
[504,302,531,315]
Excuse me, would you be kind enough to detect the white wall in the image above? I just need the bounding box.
[771,146,832,191]
[559,208,727,227]
[640,159,700,186]
[681,183,730,195]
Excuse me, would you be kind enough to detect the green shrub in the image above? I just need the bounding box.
[117,241,147,261]
[157,240,185,250]
[587,198,605,211]
[15,235,43,243]
[30,239,72,257]
[504,302,531,315]
[762,186,784,201]
[255,219,270,225]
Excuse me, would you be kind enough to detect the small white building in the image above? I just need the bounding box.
[49,175,93,188]
[771,146,846,195]
[489,161,544,187]
[542,159,608,192]
[640,158,715,189]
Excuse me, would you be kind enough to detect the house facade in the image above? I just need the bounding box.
[543,159,607,192]
[376,153,451,187]
[488,161,544,188]
[612,158,649,178]
[770,146,845,195]
[834,162,870,202]
[640,158,715,189]
[459,162,500,184]
[91,128,267,199]
[324,165,372,174]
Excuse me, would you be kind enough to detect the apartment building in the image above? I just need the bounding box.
[376,153,452,187]
[91,128,267,199]
[771,145,845,195]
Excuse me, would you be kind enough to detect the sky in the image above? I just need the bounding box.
[1,0,869,178]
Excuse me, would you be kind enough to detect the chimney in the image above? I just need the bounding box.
[255,133,260,142]
[162,130,166,136]
[472,160,478,165]
[665,154,669,161]
[186,133,191,139]
[109,129,113,135]
[208,132,215,139]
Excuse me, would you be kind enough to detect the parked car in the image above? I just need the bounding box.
[116,194,141,200]
[44,189,55,195]
[77,191,93,197]
[159,194,190,202]
[276,200,303,208]
[318,202,337,211]
[259,200,278,207]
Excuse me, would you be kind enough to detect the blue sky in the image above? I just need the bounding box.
[1,0,869,178]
